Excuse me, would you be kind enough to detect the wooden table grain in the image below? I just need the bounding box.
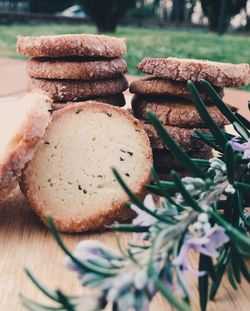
[0,86,250,311]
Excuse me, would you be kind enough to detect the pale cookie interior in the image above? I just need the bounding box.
[24,105,151,223]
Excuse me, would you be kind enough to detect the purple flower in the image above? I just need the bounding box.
[173,226,229,274]
[230,137,250,159]
[130,194,156,227]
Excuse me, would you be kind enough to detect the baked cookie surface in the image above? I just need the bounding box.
[132,95,231,128]
[51,94,126,110]
[29,75,129,102]
[129,77,224,100]
[0,90,51,202]
[137,57,250,87]
[17,34,126,58]
[141,120,210,151]
[27,57,127,80]
[21,102,152,232]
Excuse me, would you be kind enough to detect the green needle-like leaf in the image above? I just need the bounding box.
[227,260,238,290]
[200,79,250,140]
[193,130,224,153]
[239,258,250,282]
[110,224,149,232]
[113,168,169,223]
[187,81,228,148]
[225,142,235,184]
[20,295,64,311]
[147,110,206,179]
[198,255,209,311]
[56,290,75,311]
[47,218,118,276]
[235,112,250,130]
[24,268,59,302]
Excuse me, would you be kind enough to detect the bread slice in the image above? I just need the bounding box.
[131,95,232,128]
[0,90,52,202]
[137,57,250,87]
[17,34,126,58]
[21,102,152,232]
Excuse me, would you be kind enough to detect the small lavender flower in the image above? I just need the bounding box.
[130,194,157,227]
[225,183,236,194]
[231,137,250,160]
[208,158,227,182]
[173,226,229,273]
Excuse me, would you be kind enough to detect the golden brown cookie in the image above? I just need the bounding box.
[17,34,126,58]
[137,57,250,87]
[129,77,224,101]
[131,95,232,128]
[21,102,152,232]
[28,75,129,102]
[0,90,51,203]
[27,57,127,80]
[141,120,210,151]
[51,94,126,110]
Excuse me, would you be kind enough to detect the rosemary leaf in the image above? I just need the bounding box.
[147,110,206,179]
[198,255,209,311]
[187,81,228,148]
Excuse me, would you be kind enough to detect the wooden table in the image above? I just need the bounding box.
[0,68,250,310]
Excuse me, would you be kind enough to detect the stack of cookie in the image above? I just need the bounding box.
[16,34,129,109]
[130,57,249,178]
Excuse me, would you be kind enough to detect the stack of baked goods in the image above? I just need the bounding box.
[16,34,129,109]
[130,57,249,178]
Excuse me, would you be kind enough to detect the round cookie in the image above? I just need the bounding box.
[137,57,250,87]
[129,77,224,101]
[28,75,129,102]
[17,34,126,58]
[141,120,210,151]
[0,90,51,203]
[51,94,126,110]
[153,147,212,171]
[21,102,152,232]
[27,57,127,80]
[131,95,232,128]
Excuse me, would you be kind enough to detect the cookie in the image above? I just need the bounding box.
[0,90,51,203]
[137,57,250,87]
[131,95,232,128]
[28,75,129,102]
[153,147,212,171]
[51,94,126,110]
[129,77,224,101]
[27,57,127,80]
[17,34,126,58]
[141,120,210,151]
[21,102,152,232]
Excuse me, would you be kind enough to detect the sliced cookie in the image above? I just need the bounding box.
[51,94,126,110]
[0,90,51,203]
[17,34,126,58]
[141,120,210,151]
[129,77,224,101]
[131,95,232,128]
[21,102,152,232]
[137,57,250,87]
[28,75,129,102]
[27,57,127,80]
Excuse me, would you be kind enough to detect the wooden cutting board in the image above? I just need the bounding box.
[0,93,250,311]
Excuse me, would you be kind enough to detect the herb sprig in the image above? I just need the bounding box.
[21,81,250,311]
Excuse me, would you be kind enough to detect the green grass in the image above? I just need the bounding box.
[1,23,250,90]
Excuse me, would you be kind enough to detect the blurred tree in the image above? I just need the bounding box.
[78,0,136,32]
[29,0,73,14]
[171,0,185,22]
[200,0,248,33]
